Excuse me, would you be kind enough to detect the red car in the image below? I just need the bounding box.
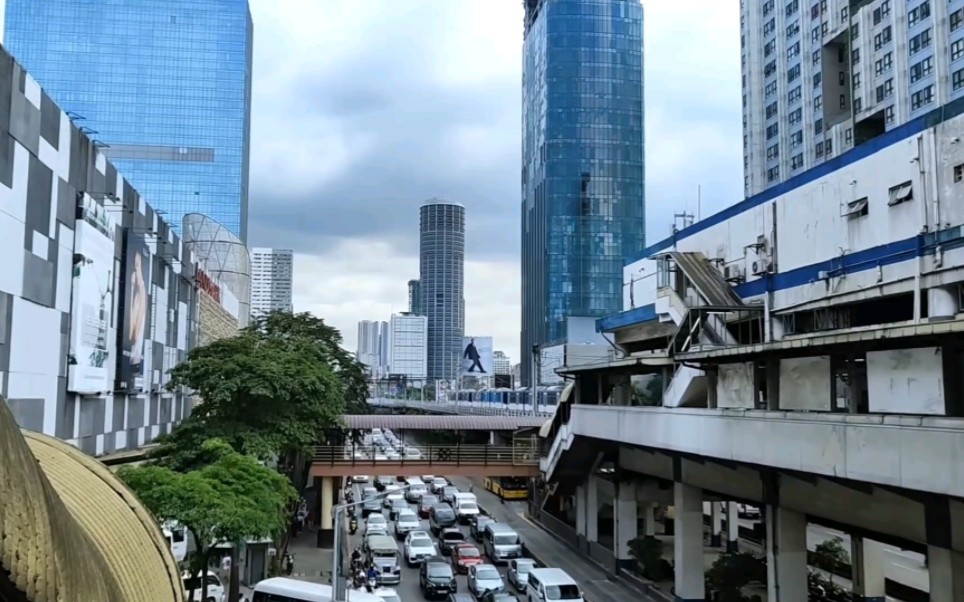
[451,544,483,574]
[418,497,435,519]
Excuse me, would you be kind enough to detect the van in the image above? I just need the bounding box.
[366,534,402,585]
[164,521,188,563]
[483,522,521,564]
[252,577,385,601]
[182,570,224,602]
[525,567,583,602]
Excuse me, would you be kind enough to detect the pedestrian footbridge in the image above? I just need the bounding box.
[366,398,555,417]
[342,412,547,431]
[309,441,540,478]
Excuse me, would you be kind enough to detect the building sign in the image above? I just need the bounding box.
[196,268,221,304]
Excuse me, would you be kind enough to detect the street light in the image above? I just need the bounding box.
[331,483,412,602]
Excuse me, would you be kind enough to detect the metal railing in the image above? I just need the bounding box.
[669,305,765,355]
[311,443,540,467]
[367,398,555,417]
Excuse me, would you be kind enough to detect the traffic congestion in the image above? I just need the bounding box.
[339,428,585,602]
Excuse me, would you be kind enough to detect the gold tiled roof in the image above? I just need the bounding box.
[0,396,184,602]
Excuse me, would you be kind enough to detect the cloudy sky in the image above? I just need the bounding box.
[246,0,742,363]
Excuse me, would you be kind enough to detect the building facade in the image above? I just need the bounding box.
[182,212,251,327]
[407,279,422,315]
[492,350,512,377]
[356,319,388,376]
[388,313,428,380]
[250,248,293,318]
[3,0,254,241]
[0,49,196,454]
[741,0,964,196]
[520,0,646,386]
[419,200,465,382]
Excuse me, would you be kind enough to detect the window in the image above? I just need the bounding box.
[840,94,848,109]
[853,72,861,89]
[910,56,933,83]
[845,128,853,145]
[765,60,777,77]
[765,81,778,97]
[875,52,893,76]
[953,39,964,62]
[788,64,801,82]
[885,105,895,123]
[788,86,802,104]
[767,166,780,182]
[876,78,894,102]
[764,0,774,16]
[952,8,964,33]
[811,2,821,20]
[854,97,862,113]
[786,21,800,38]
[764,18,776,36]
[908,1,931,28]
[815,140,824,158]
[765,40,776,57]
[851,23,860,40]
[814,95,823,110]
[954,67,964,91]
[852,48,860,64]
[825,138,833,156]
[822,21,829,37]
[844,197,869,219]
[767,144,779,161]
[813,71,823,87]
[786,0,799,17]
[789,107,803,124]
[766,123,779,140]
[811,26,821,42]
[840,7,848,21]
[814,118,823,134]
[766,102,778,119]
[791,153,804,170]
[787,41,801,59]
[954,164,964,183]
[888,181,913,206]
[813,49,821,64]
[909,29,932,55]
[911,84,935,110]
[874,26,892,50]
[790,131,804,148]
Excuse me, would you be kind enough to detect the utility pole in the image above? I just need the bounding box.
[530,345,539,414]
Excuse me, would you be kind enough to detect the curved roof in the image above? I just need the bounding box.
[344,414,545,430]
[0,396,184,602]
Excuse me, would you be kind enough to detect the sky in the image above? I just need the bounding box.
[246,0,743,364]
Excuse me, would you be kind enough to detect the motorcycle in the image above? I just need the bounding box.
[282,553,294,576]
[349,517,358,535]
[365,576,376,593]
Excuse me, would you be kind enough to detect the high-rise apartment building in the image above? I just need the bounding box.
[388,313,428,380]
[420,201,465,382]
[407,279,423,315]
[741,0,964,196]
[4,0,254,241]
[520,0,645,386]
[492,351,512,376]
[250,248,293,317]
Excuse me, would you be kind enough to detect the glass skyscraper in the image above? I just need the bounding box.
[420,201,465,382]
[521,0,645,385]
[4,0,253,241]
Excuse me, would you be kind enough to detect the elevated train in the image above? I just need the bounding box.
[453,386,565,407]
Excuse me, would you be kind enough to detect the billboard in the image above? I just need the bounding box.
[120,234,152,390]
[67,196,117,393]
[461,336,493,376]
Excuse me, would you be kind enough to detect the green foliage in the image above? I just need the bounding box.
[705,551,766,602]
[632,375,663,406]
[811,536,850,575]
[628,536,674,581]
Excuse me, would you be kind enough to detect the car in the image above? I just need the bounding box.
[431,476,449,493]
[372,587,402,602]
[375,475,395,491]
[362,486,378,498]
[506,558,536,591]
[404,531,438,567]
[383,489,404,509]
[418,497,436,519]
[361,496,382,518]
[402,447,423,460]
[388,497,409,521]
[441,485,460,505]
[450,544,483,574]
[470,516,495,542]
[467,564,505,599]
[374,454,388,462]
[429,504,458,535]
[385,449,401,461]
[405,479,429,502]
[365,513,388,537]
[419,556,457,600]
[445,595,475,602]
[438,527,467,556]
[421,474,436,484]
[353,475,370,483]
[394,509,420,538]
[480,592,521,602]
[455,499,480,524]
[738,504,761,519]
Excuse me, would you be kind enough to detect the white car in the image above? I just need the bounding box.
[455,499,480,524]
[182,571,224,602]
[402,447,422,460]
[431,477,448,493]
[374,454,388,462]
[353,475,370,483]
[404,531,438,567]
[372,587,401,602]
[385,449,401,461]
[365,514,388,537]
[394,509,420,538]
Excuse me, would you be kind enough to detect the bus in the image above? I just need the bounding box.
[483,476,530,501]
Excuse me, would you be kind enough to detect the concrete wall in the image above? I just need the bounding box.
[867,347,945,414]
[717,363,755,409]
[198,290,239,347]
[780,356,832,411]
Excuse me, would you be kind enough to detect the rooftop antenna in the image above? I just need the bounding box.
[672,212,695,234]
[697,185,702,221]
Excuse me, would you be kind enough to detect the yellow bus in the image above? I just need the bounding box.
[483,476,529,501]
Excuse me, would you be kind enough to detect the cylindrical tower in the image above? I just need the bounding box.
[419,200,465,382]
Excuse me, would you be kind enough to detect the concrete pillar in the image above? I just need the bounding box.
[929,286,958,321]
[614,481,638,570]
[770,313,786,341]
[850,536,886,602]
[489,430,496,445]
[318,476,334,548]
[643,502,656,537]
[710,502,723,547]
[586,477,599,542]
[928,547,964,602]
[576,485,587,537]
[673,483,705,602]
[765,359,781,410]
[765,506,808,602]
[726,502,740,553]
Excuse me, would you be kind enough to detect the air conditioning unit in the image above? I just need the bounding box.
[723,265,744,282]
[751,259,773,275]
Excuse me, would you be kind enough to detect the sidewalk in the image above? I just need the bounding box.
[449,477,653,602]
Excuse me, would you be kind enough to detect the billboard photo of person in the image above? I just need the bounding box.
[121,235,150,389]
[463,338,486,373]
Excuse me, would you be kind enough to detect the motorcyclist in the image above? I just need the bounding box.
[350,548,362,571]
[366,563,378,591]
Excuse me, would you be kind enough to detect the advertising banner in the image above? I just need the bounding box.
[461,336,494,376]
[120,234,152,391]
[67,196,117,393]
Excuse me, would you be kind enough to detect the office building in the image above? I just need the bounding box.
[407,279,422,315]
[356,320,388,376]
[493,351,512,377]
[250,248,293,317]
[4,0,254,241]
[520,0,646,386]
[0,50,195,453]
[388,313,428,380]
[378,320,390,369]
[741,0,964,196]
[419,200,465,382]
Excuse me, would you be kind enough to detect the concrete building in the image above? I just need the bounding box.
[520,0,646,386]
[388,313,428,380]
[539,98,964,601]
[493,350,512,377]
[250,248,292,318]
[4,0,254,241]
[356,320,388,377]
[742,0,964,197]
[420,200,465,382]
[407,279,422,315]
[0,49,196,454]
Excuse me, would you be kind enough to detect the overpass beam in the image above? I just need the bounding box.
[673,483,705,602]
[726,501,740,553]
[765,506,807,602]
[614,479,638,570]
[850,536,886,602]
[929,547,964,602]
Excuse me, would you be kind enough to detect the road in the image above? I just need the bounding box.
[345,479,522,601]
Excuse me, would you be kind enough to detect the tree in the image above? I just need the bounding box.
[811,536,850,575]
[120,440,296,602]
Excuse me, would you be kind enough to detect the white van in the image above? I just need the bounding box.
[164,521,188,563]
[525,567,583,602]
[252,578,386,601]
[183,570,224,602]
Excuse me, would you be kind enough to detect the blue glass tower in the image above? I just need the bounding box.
[521,0,645,385]
[4,0,253,242]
